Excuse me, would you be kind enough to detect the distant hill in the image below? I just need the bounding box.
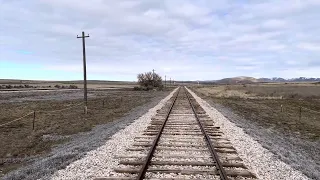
[216,76,259,84]
[215,76,320,84]
[257,77,286,82]
[258,77,320,83]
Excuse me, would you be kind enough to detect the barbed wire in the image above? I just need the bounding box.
[0,102,84,127]
[0,98,318,128]
[301,107,320,114]
[281,104,320,114]
[0,112,34,127]
[37,102,84,114]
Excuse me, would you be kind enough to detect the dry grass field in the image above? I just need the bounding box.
[191,83,320,179]
[0,79,137,90]
[0,86,172,175]
[191,83,320,140]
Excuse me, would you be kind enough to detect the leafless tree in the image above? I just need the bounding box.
[137,72,163,88]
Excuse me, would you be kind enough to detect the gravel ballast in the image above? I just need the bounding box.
[48,88,178,180]
[186,88,310,180]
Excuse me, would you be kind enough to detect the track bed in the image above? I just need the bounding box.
[98,87,257,180]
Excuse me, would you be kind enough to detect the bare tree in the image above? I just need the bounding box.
[137,71,163,88]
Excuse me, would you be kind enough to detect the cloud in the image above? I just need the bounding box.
[16,50,32,55]
[262,19,288,29]
[1,0,320,80]
[297,43,320,51]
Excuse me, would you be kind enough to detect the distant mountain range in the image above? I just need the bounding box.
[202,76,320,84]
[257,77,320,82]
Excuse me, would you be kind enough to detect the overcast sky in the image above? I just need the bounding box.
[1,0,320,81]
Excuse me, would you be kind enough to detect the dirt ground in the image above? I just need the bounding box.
[190,84,320,179]
[0,88,171,176]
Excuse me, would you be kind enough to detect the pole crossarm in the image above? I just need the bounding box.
[77,34,90,38]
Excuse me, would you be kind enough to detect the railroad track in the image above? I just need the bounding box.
[100,87,256,180]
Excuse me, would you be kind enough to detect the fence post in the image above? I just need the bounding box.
[299,107,302,121]
[33,111,36,130]
[281,105,283,112]
[84,106,88,114]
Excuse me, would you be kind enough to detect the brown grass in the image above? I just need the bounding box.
[197,83,320,99]
[191,83,320,140]
[0,79,137,90]
[0,83,136,90]
[0,89,166,174]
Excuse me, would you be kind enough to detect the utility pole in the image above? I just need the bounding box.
[152,69,155,87]
[165,75,166,88]
[77,31,90,114]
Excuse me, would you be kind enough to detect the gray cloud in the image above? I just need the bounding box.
[1,0,320,80]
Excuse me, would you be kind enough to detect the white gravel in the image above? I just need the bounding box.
[186,87,310,180]
[48,88,178,180]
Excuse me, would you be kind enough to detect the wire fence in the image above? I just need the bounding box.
[0,97,124,129]
[278,104,320,131]
[0,111,34,127]
[1,97,319,129]
[280,104,320,115]
[0,102,84,128]
[301,106,320,114]
[37,102,84,114]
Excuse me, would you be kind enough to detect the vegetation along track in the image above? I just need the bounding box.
[99,87,257,180]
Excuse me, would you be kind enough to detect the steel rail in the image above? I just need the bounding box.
[137,87,181,180]
[184,87,229,180]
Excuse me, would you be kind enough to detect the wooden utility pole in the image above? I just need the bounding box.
[165,75,166,88]
[152,69,155,87]
[77,31,90,114]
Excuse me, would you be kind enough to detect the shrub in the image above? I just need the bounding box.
[54,85,61,88]
[146,85,154,91]
[69,85,78,89]
[133,86,142,91]
[157,85,164,91]
[288,93,300,99]
[6,85,13,89]
[137,71,163,88]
